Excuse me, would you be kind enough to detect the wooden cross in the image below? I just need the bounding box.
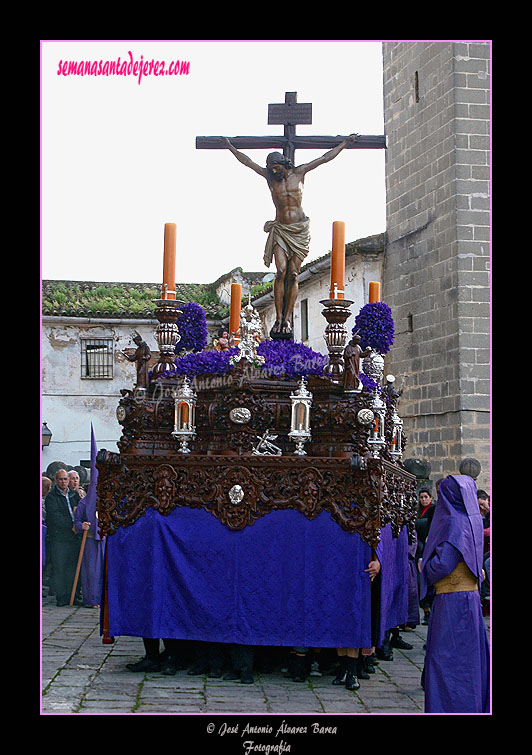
[196,91,386,165]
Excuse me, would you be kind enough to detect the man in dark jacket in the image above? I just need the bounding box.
[45,469,82,606]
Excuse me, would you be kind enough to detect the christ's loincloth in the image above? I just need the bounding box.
[263,217,311,268]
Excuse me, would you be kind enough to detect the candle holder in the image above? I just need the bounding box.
[151,299,184,377]
[288,377,313,455]
[171,376,197,453]
[320,298,354,382]
[362,349,385,386]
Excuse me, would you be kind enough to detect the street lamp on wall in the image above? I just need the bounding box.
[42,422,52,448]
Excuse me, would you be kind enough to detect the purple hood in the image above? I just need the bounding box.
[420,474,484,598]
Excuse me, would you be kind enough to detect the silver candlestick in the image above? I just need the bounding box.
[151,298,184,377]
[320,298,354,382]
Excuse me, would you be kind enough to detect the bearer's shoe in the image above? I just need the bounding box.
[356,656,369,680]
[241,668,254,684]
[345,673,360,691]
[390,635,413,650]
[161,657,177,675]
[309,661,322,677]
[223,670,241,681]
[375,643,393,661]
[292,654,307,682]
[332,656,348,685]
[332,671,347,685]
[187,663,208,675]
[126,656,160,672]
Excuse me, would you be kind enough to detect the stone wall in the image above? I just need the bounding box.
[41,318,158,468]
[382,41,490,490]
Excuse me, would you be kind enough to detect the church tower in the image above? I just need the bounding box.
[382,42,490,490]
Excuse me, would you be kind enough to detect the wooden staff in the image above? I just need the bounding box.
[102,538,115,644]
[69,528,88,606]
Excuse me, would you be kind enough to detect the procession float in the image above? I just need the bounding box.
[95,93,417,650]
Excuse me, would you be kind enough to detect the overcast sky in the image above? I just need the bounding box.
[41,40,387,286]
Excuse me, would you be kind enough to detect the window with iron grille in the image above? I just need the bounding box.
[81,338,114,379]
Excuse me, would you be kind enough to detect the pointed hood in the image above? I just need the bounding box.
[420,474,484,598]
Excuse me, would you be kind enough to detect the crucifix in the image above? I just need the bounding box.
[196,91,386,338]
[196,91,386,163]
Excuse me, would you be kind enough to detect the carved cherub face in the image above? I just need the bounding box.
[154,473,174,505]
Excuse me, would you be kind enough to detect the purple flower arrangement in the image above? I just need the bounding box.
[175,302,208,354]
[153,339,328,380]
[256,339,328,379]
[358,372,381,394]
[353,302,395,355]
[173,347,239,376]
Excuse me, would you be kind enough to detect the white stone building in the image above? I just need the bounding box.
[253,233,384,353]
[42,315,159,471]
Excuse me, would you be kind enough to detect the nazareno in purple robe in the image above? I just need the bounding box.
[74,490,105,607]
[407,529,419,626]
[420,474,490,713]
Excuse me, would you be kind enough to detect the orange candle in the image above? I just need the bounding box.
[162,223,177,300]
[179,402,189,426]
[369,281,380,303]
[229,283,242,338]
[329,221,345,299]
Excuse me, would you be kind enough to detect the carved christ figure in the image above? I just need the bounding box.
[222,134,359,335]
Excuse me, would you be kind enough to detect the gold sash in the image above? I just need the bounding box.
[434,560,478,594]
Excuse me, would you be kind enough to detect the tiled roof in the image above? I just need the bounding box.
[42,234,385,320]
[249,232,386,302]
[209,267,266,291]
[41,280,228,320]
[299,232,386,273]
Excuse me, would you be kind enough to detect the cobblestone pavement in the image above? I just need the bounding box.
[41,592,490,718]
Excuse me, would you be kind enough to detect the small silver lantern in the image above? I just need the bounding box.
[289,377,313,455]
[368,392,386,458]
[171,376,197,453]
